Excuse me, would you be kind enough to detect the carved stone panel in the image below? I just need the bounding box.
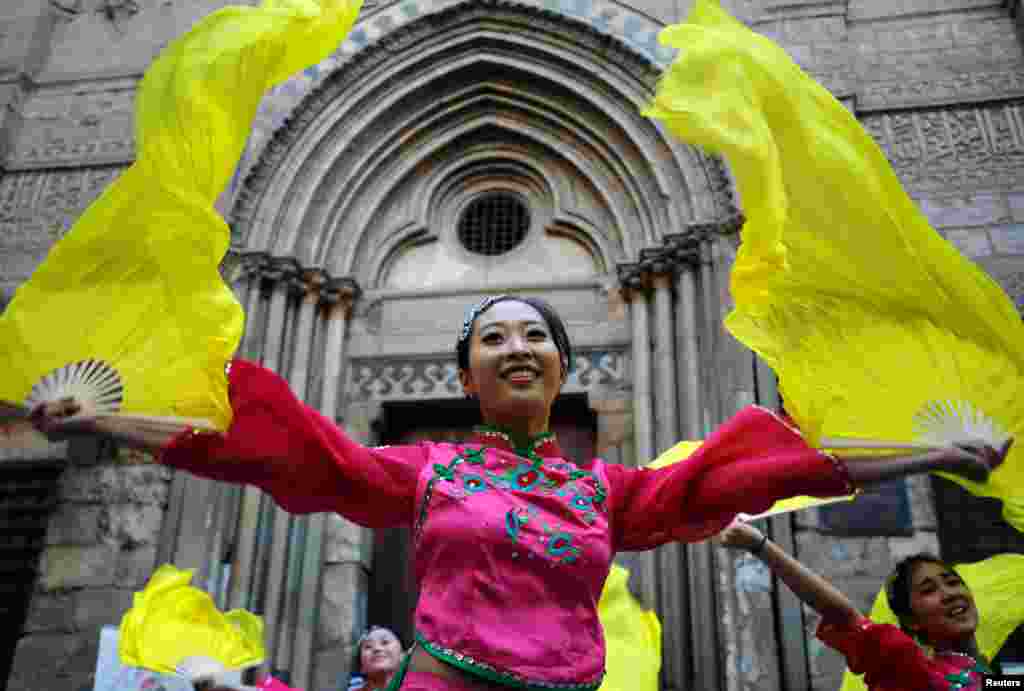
[347,348,629,402]
[9,83,136,168]
[860,101,1024,192]
[0,165,126,285]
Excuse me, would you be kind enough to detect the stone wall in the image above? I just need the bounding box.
[6,447,171,691]
[0,2,1022,691]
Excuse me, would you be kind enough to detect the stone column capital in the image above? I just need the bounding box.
[264,255,302,283]
[323,277,362,315]
[300,267,329,298]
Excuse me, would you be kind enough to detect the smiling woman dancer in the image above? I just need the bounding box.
[717,517,999,690]
[33,295,1006,691]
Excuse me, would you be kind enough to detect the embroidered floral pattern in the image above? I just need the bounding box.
[417,431,608,565]
[544,530,580,564]
[463,474,487,493]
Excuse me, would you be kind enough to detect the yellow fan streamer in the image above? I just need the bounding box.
[0,0,362,431]
[119,564,265,674]
[643,0,1024,530]
[647,439,855,518]
[597,564,662,691]
[839,553,1024,691]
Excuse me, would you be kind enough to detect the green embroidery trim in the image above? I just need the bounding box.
[944,661,991,690]
[463,447,486,465]
[414,631,603,691]
[472,424,557,459]
[382,643,412,691]
[945,670,971,690]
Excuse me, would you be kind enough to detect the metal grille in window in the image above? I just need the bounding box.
[457,194,530,256]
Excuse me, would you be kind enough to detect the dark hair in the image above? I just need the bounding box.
[885,553,964,631]
[456,296,573,377]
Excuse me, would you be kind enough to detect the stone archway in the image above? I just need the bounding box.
[229,0,733,273]
[208,3,736,689]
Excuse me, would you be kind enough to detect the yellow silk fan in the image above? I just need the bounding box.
[0,0,363,434]
[597,564,662,691]
[119,564,265,688]
[643,0,1022,530]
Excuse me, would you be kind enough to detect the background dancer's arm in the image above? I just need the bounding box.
[717,518,935,690]
[717,519,860,624]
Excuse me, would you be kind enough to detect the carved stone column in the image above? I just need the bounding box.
[278,269,327,683]
[262,257,301,373]
[304,277,361,691]
[649,248,694,691]
[239,253,268,359]
[255,257,303,679]
[629,290,654,464]
[227,254,271,614]
[691,227,725,691]
[615,264,660,637]
[321,278,360,423]
[288,268,326,398]
[651,271,679,453]
[666,233,702,440]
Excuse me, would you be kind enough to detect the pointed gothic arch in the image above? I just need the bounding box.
[228,0,733,288]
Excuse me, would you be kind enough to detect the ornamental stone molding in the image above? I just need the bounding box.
[222,249,363,303]
[332,0,680,67]
[242,0,686,146]
[858,71,1024,112]
[7,81,137,169]
[860,100,1024,193]
[615,215,743,291]
[346,348,629,402]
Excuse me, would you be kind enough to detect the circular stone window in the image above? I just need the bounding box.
[457,193,530,256]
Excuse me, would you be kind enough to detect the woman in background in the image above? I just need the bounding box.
[717,517,997,690]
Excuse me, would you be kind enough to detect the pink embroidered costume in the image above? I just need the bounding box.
[817,616,992,691]
[161,359,853,691]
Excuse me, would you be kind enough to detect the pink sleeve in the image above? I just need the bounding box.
[816,615,931,690]
[159,359,428,528]
[606,406,853,550]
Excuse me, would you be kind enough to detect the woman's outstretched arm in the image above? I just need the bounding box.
[840,440,1010,487]
[605,406,1009,551]
[716,518,860,624]
[30,396,182,452]
[29,359,430,527]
